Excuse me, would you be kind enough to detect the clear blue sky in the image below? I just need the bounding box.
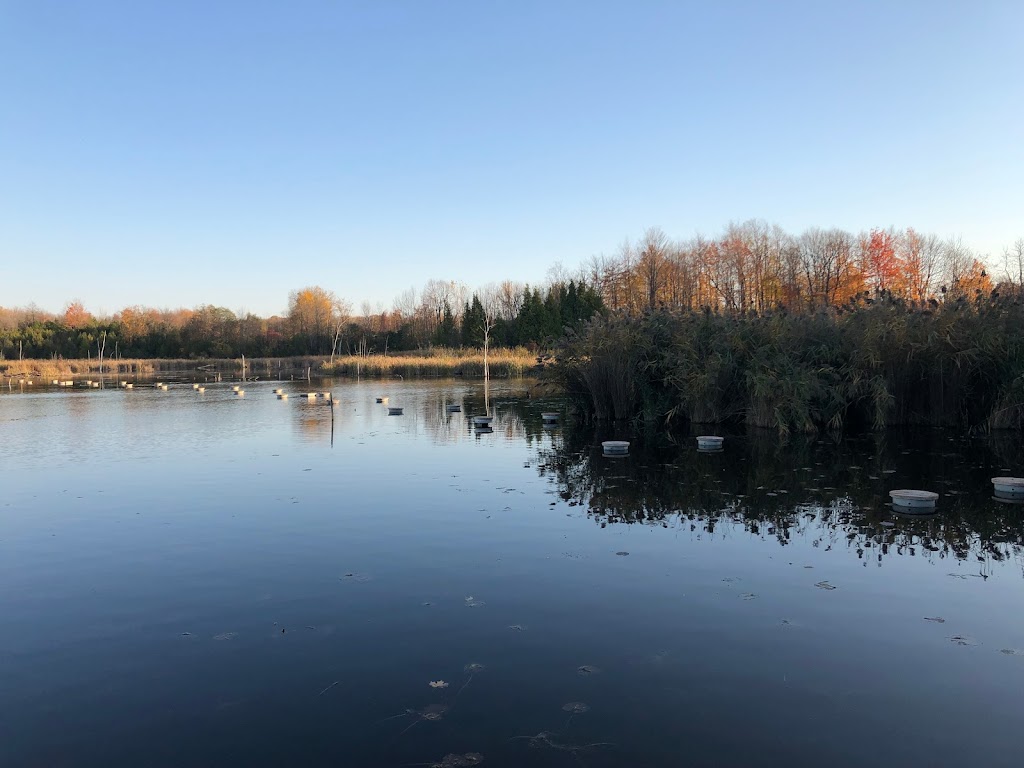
[2,0,1021,317]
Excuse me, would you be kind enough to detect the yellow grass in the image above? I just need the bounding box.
[0,349,541,379]
[323,348,539,377]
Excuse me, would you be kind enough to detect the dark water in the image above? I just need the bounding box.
[2,380,1023,767]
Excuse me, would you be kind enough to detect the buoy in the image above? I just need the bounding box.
[51,379,59,385]
[376,397,388,404]
[235,390,245,396]
[159,384,168,391]
[889,490,938,511]
[277,393,288,400]
[192,383,200,390]
[305,392,318,400]
[541,412,560,422]
[992,477,1024,500]
[155,382,163,387]
[91,382,101,388]
[125,383,133,389]
[232,385,240,392]
[64,381,74,387]
[602,440,630,456]
[388,406,404,415]
[273,388,283,395]
[446,404,461,412]
[197,387,206,393]
[697,435,724,451]
[472,415,493,425]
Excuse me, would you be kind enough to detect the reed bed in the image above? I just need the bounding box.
[554,291,1024,433]
[3,356,338,379]
[1,348,540,380]
[323,348,537,378]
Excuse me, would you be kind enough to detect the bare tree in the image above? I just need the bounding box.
[329,297,352,366]
[495,279,525,321]
[941,236,974,297]
[1003,237,1024,286]
[637,226,670,310]
[476,285,503,379]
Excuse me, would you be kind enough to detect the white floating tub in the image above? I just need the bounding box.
[376,397,388,404]
[388,406,404,415]
[197,387,206,393]
[159,384,169,391]
[472,415,494,425]
[277,393,288,400]
[273,388,284,395]
[992,477,1024,499]
[235,390,245,396]
[697,435,724,451]
[232,385,240,391]
[602,440,630,456]
[91,382,101,388]
[305,393,318,400]
[192,383,200,390]
[890,489,938,511]
[321,392,332,399]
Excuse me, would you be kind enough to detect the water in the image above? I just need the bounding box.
[2,380,1023,767]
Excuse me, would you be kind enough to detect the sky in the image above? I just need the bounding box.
[1,0,1022,317]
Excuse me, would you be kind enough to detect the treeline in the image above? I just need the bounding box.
[0,281,602,361]
[556,289,1024,433]
[581,223,1024,313]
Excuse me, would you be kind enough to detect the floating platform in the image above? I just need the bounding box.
[602,440,630,456]
[890,489,938,511]
[992,477,1024,500]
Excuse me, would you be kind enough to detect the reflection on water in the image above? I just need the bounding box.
[537,426,1024,575]
[2,380,1024,767]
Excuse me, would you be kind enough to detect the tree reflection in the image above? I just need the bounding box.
[535,425,1024,574]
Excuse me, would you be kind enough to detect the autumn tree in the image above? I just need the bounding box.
[288,286,336,354]
[62,301,92,329]
[860,228,900,293]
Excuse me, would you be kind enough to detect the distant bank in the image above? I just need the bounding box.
[0,348,542,381]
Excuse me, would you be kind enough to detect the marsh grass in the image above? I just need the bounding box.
[323,348,537,378]
[555,291,1024,433]
[0,356,325,379]
[1,348,540,380]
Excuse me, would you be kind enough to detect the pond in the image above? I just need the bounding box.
[2,379,1023,767]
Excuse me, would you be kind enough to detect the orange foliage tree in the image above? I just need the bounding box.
[62,301,93,329]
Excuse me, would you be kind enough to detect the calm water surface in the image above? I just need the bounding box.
[2,380,1023,767]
